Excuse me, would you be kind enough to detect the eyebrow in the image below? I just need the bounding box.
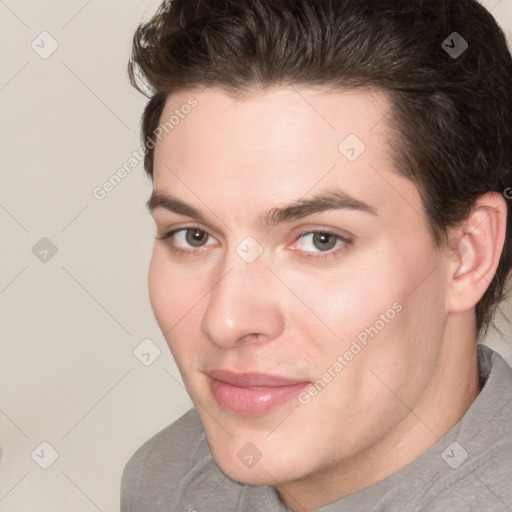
[146,188,378,228]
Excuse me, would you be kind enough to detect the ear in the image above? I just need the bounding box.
[446,191,507,315]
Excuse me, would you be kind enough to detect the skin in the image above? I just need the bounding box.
[147,86,507,511]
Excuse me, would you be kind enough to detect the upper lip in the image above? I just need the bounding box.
[206,369,310,388]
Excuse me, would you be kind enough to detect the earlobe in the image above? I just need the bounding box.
[448,192,507,313]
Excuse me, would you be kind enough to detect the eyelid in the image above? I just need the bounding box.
[292,230,350,247]
[290,223,354,243]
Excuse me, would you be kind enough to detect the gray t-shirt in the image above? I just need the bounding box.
[121,344,512,511]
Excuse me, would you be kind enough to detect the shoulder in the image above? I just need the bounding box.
[420,440,512,510]
[121,408,211,510]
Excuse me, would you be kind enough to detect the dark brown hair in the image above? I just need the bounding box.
[128,0,512,337]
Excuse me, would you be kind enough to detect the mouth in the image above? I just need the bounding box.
[206,369,311,417]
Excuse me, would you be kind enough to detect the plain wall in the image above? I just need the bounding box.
[1,0,512,510]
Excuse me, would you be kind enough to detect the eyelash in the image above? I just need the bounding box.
[156,226,352,261]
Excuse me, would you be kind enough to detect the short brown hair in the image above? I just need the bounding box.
[128,0,512,337]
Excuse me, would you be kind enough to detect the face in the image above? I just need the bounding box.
[148,86,452,503]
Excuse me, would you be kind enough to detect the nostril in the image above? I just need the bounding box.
[238,333,264,344]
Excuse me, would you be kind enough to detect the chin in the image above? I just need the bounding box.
[210,443,304,487]
[227,468,276,486]
[219,459,290,487]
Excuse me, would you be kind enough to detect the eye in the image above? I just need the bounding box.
[156,226,351,260]
[297,232,340,251]
[292,229,351,260]
[156,227,216,254]
[174,228,212,248]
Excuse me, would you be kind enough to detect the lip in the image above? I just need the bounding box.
[207,369,310,416]
[207,369,308,387]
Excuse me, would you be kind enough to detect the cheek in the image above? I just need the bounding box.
[283,242,445,363]
[291,259,447,436]
[281,262,404,351]
[148,247,206,335]
[148,249,213,382]
[148,249,173,331]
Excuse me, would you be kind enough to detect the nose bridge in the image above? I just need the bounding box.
[200,245,282,348]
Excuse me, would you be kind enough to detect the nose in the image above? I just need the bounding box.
[200,249,284,349]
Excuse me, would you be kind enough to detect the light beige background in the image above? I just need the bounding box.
[1,1,512,510]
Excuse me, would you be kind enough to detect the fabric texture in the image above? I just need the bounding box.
[121,344,512,511]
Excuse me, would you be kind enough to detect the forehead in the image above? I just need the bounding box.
[156,86,391,161]
[152,86,424,229]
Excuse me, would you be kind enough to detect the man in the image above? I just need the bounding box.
[121,0,512,510]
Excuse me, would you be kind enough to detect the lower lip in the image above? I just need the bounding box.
[209,378,310,416]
